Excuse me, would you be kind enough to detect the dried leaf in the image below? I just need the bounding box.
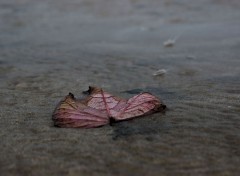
[52,86,166,128]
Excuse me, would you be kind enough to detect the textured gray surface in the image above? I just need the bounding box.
[0,0,240,175]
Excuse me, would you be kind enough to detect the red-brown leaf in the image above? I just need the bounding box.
[52,86,166,128]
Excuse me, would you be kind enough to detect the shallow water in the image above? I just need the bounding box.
[0,0,240,175]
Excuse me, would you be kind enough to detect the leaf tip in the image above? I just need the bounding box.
[155,103,167,112]
[68,92,75,99]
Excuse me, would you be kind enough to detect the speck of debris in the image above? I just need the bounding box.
[153,69,167,76]
[163,39,175,47]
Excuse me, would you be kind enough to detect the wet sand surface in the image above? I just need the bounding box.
[0,0,240,175]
